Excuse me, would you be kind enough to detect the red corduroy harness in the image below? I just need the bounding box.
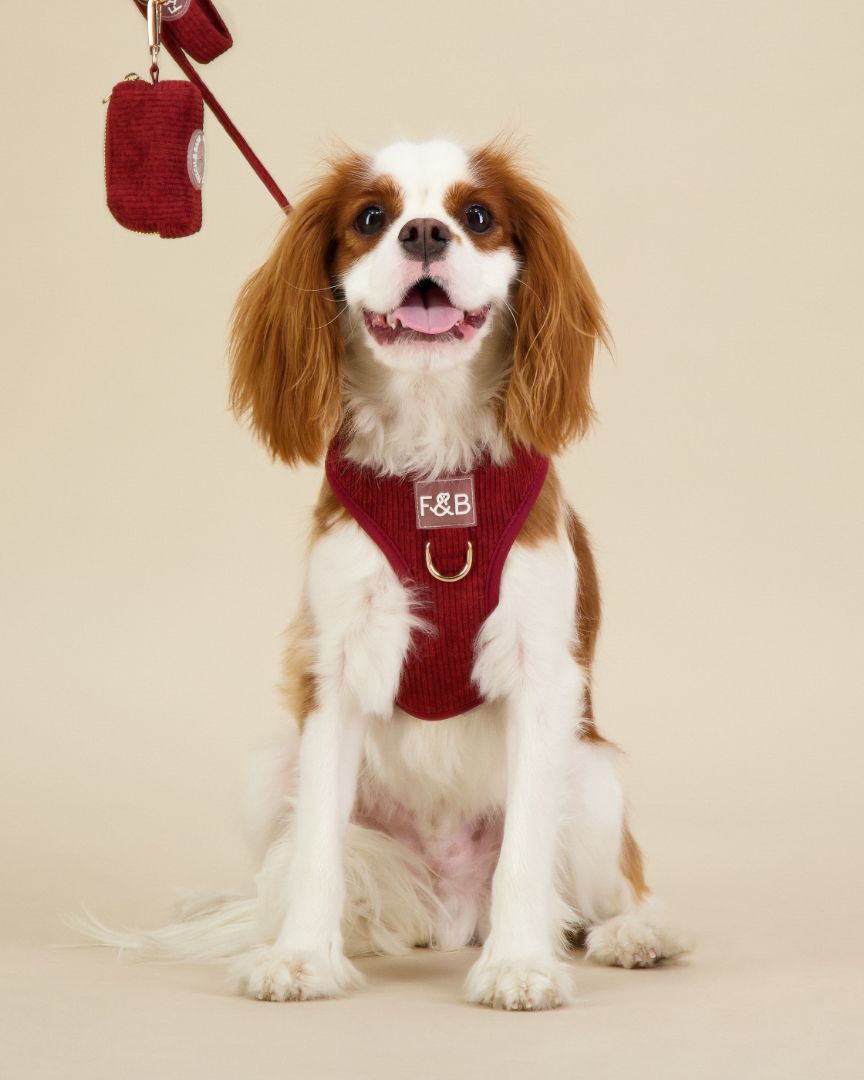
[325,441,549,721]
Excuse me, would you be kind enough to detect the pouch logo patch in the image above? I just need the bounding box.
[138,0,191,20]
[162,0,191,17]
[187,129,205,189]
[414,477,477,529]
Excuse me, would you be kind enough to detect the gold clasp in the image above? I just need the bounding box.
[425,540,473,583]
[147,0,163,80]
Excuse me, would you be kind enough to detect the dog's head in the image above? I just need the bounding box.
[231,140,607,465]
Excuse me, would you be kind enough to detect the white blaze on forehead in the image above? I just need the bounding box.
[372,141,471,217]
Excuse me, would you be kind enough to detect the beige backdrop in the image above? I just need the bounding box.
[2,1,862,1077]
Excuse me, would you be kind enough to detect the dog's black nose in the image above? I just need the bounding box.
[398,218,452,261]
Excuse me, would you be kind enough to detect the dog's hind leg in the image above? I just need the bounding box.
[561,736,689,968]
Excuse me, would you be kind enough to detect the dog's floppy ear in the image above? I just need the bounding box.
[230,159,360,466]
[477,147,609,455]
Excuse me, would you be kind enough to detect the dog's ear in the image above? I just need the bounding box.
[480,148,608,455]
[230,160,359,466]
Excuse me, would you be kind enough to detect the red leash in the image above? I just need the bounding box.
[159,31,291,212]
[130,0,291,213]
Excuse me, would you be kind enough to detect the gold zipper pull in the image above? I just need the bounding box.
[102,73,142,104]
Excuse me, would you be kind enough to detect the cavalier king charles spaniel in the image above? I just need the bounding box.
[86,139,686,1009]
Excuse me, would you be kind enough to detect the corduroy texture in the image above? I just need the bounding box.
[133,0,232,64]
[325,442,549,721]
[105,79,204,239]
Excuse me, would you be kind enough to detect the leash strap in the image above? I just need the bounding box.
[131,0,291,213]
[160,29,291,212]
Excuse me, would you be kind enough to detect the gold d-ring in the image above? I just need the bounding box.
[425,540,473,583]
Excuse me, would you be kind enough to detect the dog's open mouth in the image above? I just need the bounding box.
[363,279,490,345]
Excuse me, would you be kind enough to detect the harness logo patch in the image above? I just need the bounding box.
[414,477,477,529]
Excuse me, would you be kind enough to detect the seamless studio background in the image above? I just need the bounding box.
[1,2,862,1078]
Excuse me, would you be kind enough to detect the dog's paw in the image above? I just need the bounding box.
[236,944,363,1002]
[465,953,575,1010]
[585,901,689,969]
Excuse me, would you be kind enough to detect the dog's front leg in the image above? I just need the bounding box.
[467,539,582,1010]
[239,524,413,1002]
[239,690,368,1002]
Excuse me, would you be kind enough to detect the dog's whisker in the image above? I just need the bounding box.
[285,280,343,300]
[501,299,519,329]
[308,304,349,331]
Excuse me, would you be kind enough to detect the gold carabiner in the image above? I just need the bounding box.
[424,540,473,583]
[147,0,163,79]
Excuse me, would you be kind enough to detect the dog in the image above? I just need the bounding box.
[84,139,686,1010]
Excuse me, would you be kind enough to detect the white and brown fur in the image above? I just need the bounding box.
[82,139,687,1009]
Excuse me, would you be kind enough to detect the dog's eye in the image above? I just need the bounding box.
[355,205,387,235]
[463,204,494,234]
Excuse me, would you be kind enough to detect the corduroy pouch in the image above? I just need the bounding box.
[105,76,205,239]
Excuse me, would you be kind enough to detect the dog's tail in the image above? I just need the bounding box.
[68,820,441,964]
[68,889,260,963]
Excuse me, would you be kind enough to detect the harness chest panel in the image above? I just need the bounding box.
[325,441,549,721]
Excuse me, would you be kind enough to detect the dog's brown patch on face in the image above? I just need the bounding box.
[443,180,513,253]
[332,175,404,278]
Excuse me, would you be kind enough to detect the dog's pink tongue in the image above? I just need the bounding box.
[393,285,462,334]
